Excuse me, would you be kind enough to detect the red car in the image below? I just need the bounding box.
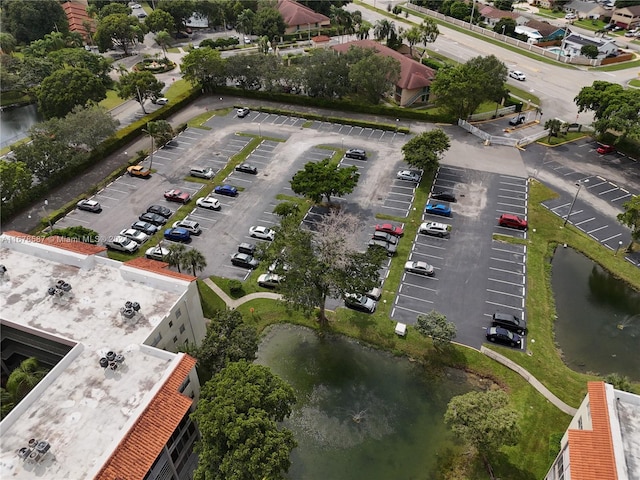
[596,144,615,154]
[164,189,191,204]
[375,223,404,237]
[498,214,528,230]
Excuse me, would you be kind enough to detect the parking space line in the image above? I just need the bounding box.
[409,251,444,261]
[499,180,525,187]
[491,247,524,255]
[490,257,524,265]
[574,217,596,226]
[497,201,525,208]
[612,193,632,201]
[400,282,438,292]
[486,289,523,299]
[498,187,526,194]
[598,187,620,195]
[601,232,622,242]
[393,303,433,316]
[497,194,525,201]
[412,241,446,251]
[488,277,524,288]
[587,225,608,234]
[585,181,607,188]
[550,202,571,211]
[96,194,121,201]
[381,204,409,212]
[489,266,524,275]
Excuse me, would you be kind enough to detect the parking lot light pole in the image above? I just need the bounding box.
[564,181,582,227]
[615,240,623,256]
[142,123,154,171]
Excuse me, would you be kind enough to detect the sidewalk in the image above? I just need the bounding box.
[202,277,282,309]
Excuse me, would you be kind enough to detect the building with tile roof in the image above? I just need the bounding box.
[331,39,436,107]
[479,5,529,27]
[277,0,330,35]
[62,0,94,43]
[611,5,640,29]
[544,381,640,480]
[524,19,567,40]
[0,231,207,480]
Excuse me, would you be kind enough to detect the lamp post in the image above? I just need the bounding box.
[563,181,582,227]
[142,122,154,171]
[502,25,506,36]
[29,200,53,231]
[615,240,623,256]
[470,0,475,29]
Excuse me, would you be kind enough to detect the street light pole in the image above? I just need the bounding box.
[142,122,154,171]
[615,240,623,256]
[563,182,582,227]
[470,0,475,29]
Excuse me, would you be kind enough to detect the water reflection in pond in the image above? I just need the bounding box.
[552,247,640,380]
[256,325,482,480]
[0,104,41,148]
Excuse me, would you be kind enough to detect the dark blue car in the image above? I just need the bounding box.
[164,227,191,243]
[425,203,452,218]
[214,184,238,197]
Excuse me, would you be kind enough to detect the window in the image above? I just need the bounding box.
[169,320,173,328]
[179,324,185,334]
[173,336,178,343]
[176,308,182,318]
[577,416,583,430]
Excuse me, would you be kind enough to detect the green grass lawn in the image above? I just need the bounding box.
[98,89,126,110]
[630,78,640,87]
[537,131,589,146]
[593,58,640,71]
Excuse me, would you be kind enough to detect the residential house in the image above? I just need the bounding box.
[525,19,567,41]
[277,0,330,35]
[564,0,608,19]
[611,5,640,29]
[561,32,618,58]
[331,39,436,107]
[515,25,545,43]
[479,5,529,27]
[544,381,640,480]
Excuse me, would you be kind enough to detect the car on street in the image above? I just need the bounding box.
[131,221,159,235]
[196,195,221,210]
[404,260,435,276]
[190,166,215,179]
[164,189,191,204]
[145,245,169,261]
[564,13,576,20]
[163,227,191,243]
[238,242,257,255]
[486,326,522,348]
[139,212,167,226]
[344,148,367,160]
[119,228,149,244]
[372,231,399,245]
[235,163,258,174]
[76,199,102,213]
[418,221,450,237]
[257,273,283,288]
[597,144,616,154]
[344,293,377,313]
[172,220,202,235]
[105,236,139,253]
[137,12,147,18]
[214,184,238,197]
[368,239,397,256]
[237,107,250,118]
[154,97,168,105]
[127,165,151,178]
[147,205,172,218]
[430,190,457,203]
[425,203,452,217]
[509,115,526,126]
[375,223,403,237]
[509,70,526,81]
[492,312,527,335]
[498,213,528,230]
[130,3,142,8]
[243,36,251,43]
[396,170,421,182]
[231,252,259,269]
[249,225,275,241]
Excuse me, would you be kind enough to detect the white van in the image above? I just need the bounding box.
[189,167,214,179]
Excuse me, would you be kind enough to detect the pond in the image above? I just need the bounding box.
[0,103,42,149]
[552,247,640,380]
[256,325,482,480]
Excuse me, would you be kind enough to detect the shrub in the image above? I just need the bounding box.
[228,280,243,294]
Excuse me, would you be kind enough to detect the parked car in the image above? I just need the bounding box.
[486,326,522,348]
[164,189,191,204]
[597,144,615,154]
[564,13,576,20]
[366,287,382,301]
[105,236,139,253]
[375,223,404,237]
[257,273,283,288]
[153,97,168,105]
[404,260,435,276]
[147,205,172,218]
[190,167,215,179]
[498,213,528,230]
[368,239,397,256]
[249,225,275,241]
[372,231,399,245]
[76,199,102,213]
[235,163,258,174]
[139,212,167,226]
[344,148,367,160]
[509,115,526,126]
[425,203,452,217]
[119,228,149,244]
[431,190,457,202]
[172,220,201,235]
[214,184,238,196]
[238,242,257,255]
[127,165,151,178]
[231,252,259,269]
[164,227,191,243]
[145,245,169,261]
[418,221,450,237]
[237,107,250,118]
[131,221,159,235]
[344,293,377,313]
[137,12,147,18]
[196,195,221,210]
[492,312,527,335]
[268,258,290,273]
[509,70,526,81]
[396,170,421,182]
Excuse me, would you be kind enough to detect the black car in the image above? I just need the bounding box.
[486,327,522,348]
[492,312,527,335]
[235,163,258,174]
[238,242,256,255]
[231,253,259,269]
[131,221,159,235]
[344,148,367,160]
[509,115,526,126]
[139,212,167,226]
[147,205,172,218]
[431,190,457,203]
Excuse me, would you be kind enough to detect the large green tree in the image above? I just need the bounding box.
[12,132,84,182]
[48,48,113,85]
[145,8,176,34]
[0,32,17,54]
[146,119,175,147]
[617,196,640,252]
[36,105,118,150]
[349,54,400,104]
[116,70,165,114]
[157,0,195,32]
[94,13,146,55]
[301,48,350,99]
[181,248,208,276]
[37,67,107,119]
[192,361,297,480]
[181,47,227,89]
[236,9,255,38]
[252,7,286,41]
[0,161,32,205]
[415,310,457,349]
[0,0,68,44]
[401,129,451,172]
[225,53,267,90]
[1,357,48,419]
[290,158,359,204]
[445,390,521,475]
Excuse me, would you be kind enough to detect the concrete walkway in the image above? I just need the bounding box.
[202,278,281,309]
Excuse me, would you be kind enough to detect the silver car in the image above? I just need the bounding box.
[397,170,421,182]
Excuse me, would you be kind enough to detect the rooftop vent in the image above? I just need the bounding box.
[99,351,125,371]
[47,279,74,303]
[17,439,51,464]
[119,300,141,323]
[0,264,7,276]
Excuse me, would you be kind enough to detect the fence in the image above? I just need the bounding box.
[468,105,516,122]
[458,119,549,147]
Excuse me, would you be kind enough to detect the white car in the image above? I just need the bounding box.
[105,236,139,253]
[257,273,283,288]
[172,220,202,235]
[119,228,150,244]
[404,261,435,276]
[145,245,169,261]
[154,97,168,105]
[249,225,275,241]
[397,170,421,182]
[418,222,450,238]
[509,70,526,81]
[196,196,221,210]
[564,13,576,20]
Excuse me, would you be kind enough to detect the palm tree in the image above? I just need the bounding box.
[1,357,48,419]
[403,26,422,57]
[374,19,396,43]
[181,248,207,276]
[356,20,372,40]
[544,118,562,142]
[420,19,440,47]
[236,9,254,42]
[604,373,632,392]
[330,6,353,42]
[155,30,172,59]
[166,243,187,273]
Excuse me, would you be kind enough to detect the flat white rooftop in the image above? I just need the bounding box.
[616,391,640,479]
[0,236,191,479]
